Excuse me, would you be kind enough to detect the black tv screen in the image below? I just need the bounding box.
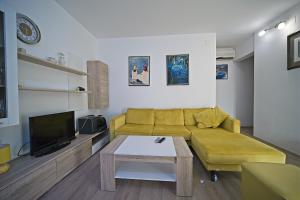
[29,111,75,156]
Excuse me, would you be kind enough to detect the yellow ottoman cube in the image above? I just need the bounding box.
[241,163,300,200]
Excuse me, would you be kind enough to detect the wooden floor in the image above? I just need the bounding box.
[40,128,300,200]
[240,127,253,135]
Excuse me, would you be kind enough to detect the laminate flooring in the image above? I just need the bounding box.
[41,128,300,200]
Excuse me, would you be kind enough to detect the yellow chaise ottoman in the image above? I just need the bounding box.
[241,163,300,200]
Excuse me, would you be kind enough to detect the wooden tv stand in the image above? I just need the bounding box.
[0,132,109,200]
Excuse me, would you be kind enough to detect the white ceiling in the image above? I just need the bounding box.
[55,0,300,47]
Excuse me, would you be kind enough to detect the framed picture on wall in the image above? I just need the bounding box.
[166,54,189,85]
[128,56,150,86]
[287,30,300,70]
[216,64,228,80]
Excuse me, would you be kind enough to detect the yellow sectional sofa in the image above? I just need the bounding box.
[241,163,300,200]
[191,128,286,172]
[110,108,286,181]
[110,108,192,140]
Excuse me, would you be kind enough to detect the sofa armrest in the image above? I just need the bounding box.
[109,113,126,140]
[221,117,240,133]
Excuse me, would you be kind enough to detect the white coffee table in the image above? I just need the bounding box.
[100,135,193,196]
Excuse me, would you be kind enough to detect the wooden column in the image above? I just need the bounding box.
[87,60,109,109]
[173,137,193,197]
[100,136,127,191]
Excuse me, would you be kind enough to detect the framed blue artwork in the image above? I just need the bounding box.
[166,54,189,85]
[128,56,150,86]
[216,64,228,80]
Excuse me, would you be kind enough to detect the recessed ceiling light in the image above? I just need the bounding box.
[277,22,286,30]
[258,30,266,37]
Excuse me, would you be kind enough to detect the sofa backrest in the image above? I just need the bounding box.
[126,108,155,125]
[154,109,184,126]
[125,108,212,126]
[183,108,209,126]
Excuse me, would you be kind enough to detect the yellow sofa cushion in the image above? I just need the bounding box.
[153,125,191,140]
[183,108,209,126]
[126,108,154,125]
[220,116,240,133]
[191,128,286,165]
[185,125,199,132]
[194,107,229,128]
[115,124,153,136]
[154,109,184,125]
[241,163,300,200]
[109,113,126,140]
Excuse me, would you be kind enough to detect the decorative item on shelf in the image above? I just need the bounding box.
[17,47,26,54]
[46,57,57,64]
[57,52,66,66]
[216,64,228,80]
[76,86,85,91]
[16,13,41,45]
[0,144,10,174]
[128,56,150,86]
[166,54,189,85]
[287,30,300,70]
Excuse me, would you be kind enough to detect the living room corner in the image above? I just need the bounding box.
[0,0,299,200]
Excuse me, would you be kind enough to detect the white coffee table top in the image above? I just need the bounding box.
[114,136,176,157]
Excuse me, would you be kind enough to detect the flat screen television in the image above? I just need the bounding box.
[29,111,75,156]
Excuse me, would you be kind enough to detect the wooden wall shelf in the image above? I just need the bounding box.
[18,85,91,94]
[18,53,88,76]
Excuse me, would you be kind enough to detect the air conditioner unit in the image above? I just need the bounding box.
[216,48,235,60]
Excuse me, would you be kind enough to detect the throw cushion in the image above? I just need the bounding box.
[183,108,209,126]
[194,107,229,128]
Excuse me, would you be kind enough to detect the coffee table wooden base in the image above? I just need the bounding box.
[100,136,126,191]
[174,138,193,196]
[100,136,193,196]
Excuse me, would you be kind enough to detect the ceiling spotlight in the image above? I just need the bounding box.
[277,22,286,30]
[258,30,266,37]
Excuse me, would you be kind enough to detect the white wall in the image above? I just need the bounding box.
[216,60,237,117]
[216,56,254,127]
[97,34,216,119]
[254,4,300,155]
[0,0,97,159]
[235,36,254,61]
[235,57,254,127]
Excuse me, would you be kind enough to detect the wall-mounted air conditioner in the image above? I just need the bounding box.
[216,48,235,60]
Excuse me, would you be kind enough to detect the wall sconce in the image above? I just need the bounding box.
[258,30,266,37]
[276,22,286,30]
[258,21,287,37]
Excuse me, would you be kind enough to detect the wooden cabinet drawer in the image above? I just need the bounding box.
[0,161,56,200]
[56,140,92,179]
